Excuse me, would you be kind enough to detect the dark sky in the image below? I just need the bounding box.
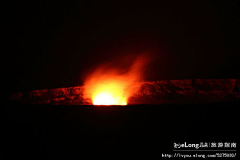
[3,0,240,94]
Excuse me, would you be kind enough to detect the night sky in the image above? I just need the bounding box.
[3,0,240,95]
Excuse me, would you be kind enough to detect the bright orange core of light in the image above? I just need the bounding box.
[91,81,128,105]
[84,54,150,106]
[93,92,127,105]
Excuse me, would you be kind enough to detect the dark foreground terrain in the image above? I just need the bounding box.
[2,101,239,159]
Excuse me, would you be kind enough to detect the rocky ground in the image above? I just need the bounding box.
[9,79,240,105]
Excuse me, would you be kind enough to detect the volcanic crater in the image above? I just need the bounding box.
[9,79,240,105]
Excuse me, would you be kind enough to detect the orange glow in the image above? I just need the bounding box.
[84,54,150,105]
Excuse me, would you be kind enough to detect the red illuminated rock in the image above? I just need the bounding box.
[9,79,240,105]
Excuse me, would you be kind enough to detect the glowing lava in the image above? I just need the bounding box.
[93,93,127,105]
[87,76,130,105]
[84,54,150,105]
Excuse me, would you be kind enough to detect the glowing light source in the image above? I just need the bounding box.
[93,92,127,105]
[84,54,150,105]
